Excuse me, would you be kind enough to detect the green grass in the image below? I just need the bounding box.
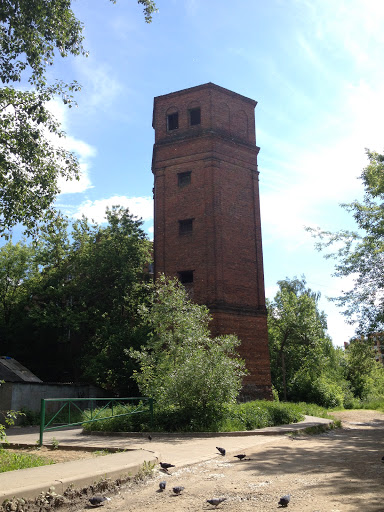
[81,399,340,433]
[329,397,384,413]
[0,449,54,472]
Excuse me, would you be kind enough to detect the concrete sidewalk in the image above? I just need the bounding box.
[0,415,332,502]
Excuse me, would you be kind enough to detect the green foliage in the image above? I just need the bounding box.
[344,337,377,398]
[129,276,246,426]
[0,85,80,238]
[290,370,345,408]
[343,337,384,399]
[220,401,304,431]
[82,400,338,433]
[0,448,54,472]
[308,149,384,332]
[0,0,85,86]
[0,380,24,443]
[0,207,151,390]
[135,460,155,482]
[0,0,156,238]
[82,402,149,433]
[50,438,60,450]
[268,277,342,403]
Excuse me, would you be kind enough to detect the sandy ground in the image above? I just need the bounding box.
[62,410,384,512]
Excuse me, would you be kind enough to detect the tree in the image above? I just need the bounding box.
[267,277,334,402]
[0,0,157,237]
[0,240,38,330]
[0,0,157,86]
[308,149,384,333]
[0,207,152,391]
[129,276,246,427]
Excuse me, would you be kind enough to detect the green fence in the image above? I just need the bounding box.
[39,397,153,446]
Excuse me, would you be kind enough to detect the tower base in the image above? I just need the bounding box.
[209,307,273,401]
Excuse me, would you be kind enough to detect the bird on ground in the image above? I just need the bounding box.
[159,481,166,492]
[159,462,175,471]
[148,435,152,441]
[172,486,185,495]
[88,496,111,507]
[234,454,246,460]
[216,446,226,456]
[278,494,291,507]
[381,455,384,462]
[207,497,227,507]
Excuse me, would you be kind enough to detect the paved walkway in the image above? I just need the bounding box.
[0,415,332,502]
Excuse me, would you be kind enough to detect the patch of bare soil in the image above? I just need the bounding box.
[68,410,384,512]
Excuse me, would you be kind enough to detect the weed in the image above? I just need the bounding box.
[50,438,60,450]
[135,460,155,482]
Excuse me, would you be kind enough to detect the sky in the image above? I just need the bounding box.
[34,0,384,346]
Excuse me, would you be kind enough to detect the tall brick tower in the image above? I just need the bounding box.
[152,83,272,399]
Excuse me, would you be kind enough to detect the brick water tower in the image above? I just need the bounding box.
[152,83,272,399]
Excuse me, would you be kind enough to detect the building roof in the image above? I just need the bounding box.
[0,357,42,383]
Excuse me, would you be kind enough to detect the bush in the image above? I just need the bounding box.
[309,377,344,408]
[129,277,246,424]
[83,400,308,433]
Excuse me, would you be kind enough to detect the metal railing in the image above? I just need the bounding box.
[39,397,153,446]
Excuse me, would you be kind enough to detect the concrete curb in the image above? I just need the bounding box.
[0,449,160,502]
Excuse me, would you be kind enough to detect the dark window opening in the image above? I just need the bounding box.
[178,171,191,188]
[179,218,193,235]
[189,107,201,126]
[167,112,179,131]
[178,270,194,283]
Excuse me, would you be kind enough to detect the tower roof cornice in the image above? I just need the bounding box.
[154,82,257,106]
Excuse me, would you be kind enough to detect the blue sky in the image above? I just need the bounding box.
[40,0,384,346]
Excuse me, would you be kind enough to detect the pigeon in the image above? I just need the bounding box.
[207,497,227,507]
[159,481,166,491]
[160,462,175,471]
[278,494,291,507]
[148,435,152,441]
[172,486,185,495]
[216,446,226,456]
[89,496,111,507]
[234,454,246,460]
[381,455,384,462]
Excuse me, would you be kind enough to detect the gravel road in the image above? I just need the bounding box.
[69,409,384,512]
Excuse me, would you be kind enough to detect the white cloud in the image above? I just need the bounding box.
[45,98,96,195]
[260,77,384,252]
[73,196,153,224]
[74,59,125,112]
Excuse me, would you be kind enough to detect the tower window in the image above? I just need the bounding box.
[189,107,201,126]
[167,112,179,131]
[179,218,193,235]
[178,171,191,188]
[178,270,194,283]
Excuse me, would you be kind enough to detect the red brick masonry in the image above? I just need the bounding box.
[152,83,272,399]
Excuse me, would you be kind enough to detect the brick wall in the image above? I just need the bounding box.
[152,83,272,400]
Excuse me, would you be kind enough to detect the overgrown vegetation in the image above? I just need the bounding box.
[268,277,384,408]
[81,400,339,433]
[129,276,247,429]
[0,207,151,393]
[0,449,54,472]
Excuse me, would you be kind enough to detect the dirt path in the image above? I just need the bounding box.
[67,410,384,512]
